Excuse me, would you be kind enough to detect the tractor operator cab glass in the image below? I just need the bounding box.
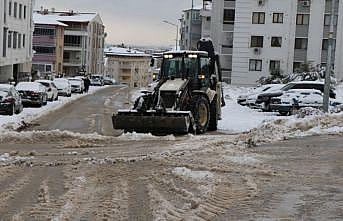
[161,54,198,79]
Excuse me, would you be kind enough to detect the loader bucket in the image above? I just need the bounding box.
[112,110,192,134]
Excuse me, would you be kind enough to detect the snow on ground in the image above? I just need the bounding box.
[219,84,282,133]
[0,86,107,132]
[172,167,214,182]
[0,153,33,166]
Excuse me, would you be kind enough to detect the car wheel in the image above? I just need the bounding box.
[8,104,15,116]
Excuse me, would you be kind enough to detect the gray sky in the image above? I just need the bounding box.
[35,0,202,47]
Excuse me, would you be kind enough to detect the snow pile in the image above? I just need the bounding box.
[0,86,107,132]
[219,84,280,133]
[172,167,214,182]
[0,130,113,144]
[0,153,33,166]
[224,155,262,166]
[238,112,343,145]
[119,132,176,141]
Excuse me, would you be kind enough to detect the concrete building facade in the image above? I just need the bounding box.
[104,47,152,88]
[206,0,343,85]
[32,13,67,77]
[0,0,34,83]
[35,10,105,77]
[179,6,202,50]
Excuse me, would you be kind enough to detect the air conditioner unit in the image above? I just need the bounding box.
[253,48,261,55]
[302,0,310,7]
[257,0,265,6]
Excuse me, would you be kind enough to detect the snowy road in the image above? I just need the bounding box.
[0,86,342,220]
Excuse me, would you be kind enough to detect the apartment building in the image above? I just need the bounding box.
[35,10,105,76]
[32,13,67,77]
[0,0,34,83]
[104,47,152,88]
[207,0,343,85]
[179,6,202,50]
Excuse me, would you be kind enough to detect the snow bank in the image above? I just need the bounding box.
[0,86,107,132]
[172,167,214,182]
[0,153,33,166]
[237,112,343,145]
[118,132,176,141]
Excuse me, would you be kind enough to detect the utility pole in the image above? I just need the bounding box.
[162,20,179,50]
[323,0,336,112]
[189,0,194,50]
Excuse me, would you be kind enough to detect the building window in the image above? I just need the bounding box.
[322,39,336,50]
[249,59,262,71]
[273,13,284,23]
[19,3,22,19]
[18,33,21,48]
[252,12,265,24]
[295,38,308,49]
[9,1,12,16]
[8,31,12,48]
[4,0,7,23]
[33,46,56,54]
[23,34,25,48]
[13,32,17,48]
[13,2,17,18]
[296,14,310,25]
[293,62,301,72]
[223,9,235,24]
[250,36,264,48]
[23,5,26,19]
[271,37,282,47]
[324,14,338,26]
[33,28,55,36]
[3,28,8,57]
[270,60,281,72]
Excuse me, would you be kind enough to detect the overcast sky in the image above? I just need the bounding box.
[35,0,202,47]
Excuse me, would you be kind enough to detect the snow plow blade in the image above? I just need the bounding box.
[112,110,192,134]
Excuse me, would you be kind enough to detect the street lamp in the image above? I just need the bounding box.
[163,20,179,50]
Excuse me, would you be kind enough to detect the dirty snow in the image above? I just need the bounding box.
[0,86,107,132]
[0,153,33,166]
[172,167,214,182]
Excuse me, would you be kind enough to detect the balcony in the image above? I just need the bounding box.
[64,29,88,36]
[64,43,83,51]
[33,54,56,63]
[63,59,82,66]
[33,36,56,46]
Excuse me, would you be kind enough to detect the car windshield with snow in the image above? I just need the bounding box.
[16,82,48,107]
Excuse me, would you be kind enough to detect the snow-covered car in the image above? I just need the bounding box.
[237,84,285,108]
[53,78,72,97]
[68,78,85,93]
[103,77,116,85]
[35,80,59,101]
[0,84,23,115]
[16,82,48,107]
[256,81,336,111]
[270,89,324,115]
[91,75,104,86]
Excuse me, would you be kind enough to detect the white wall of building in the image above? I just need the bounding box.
[232,0,297,85]
[0,0,33,82]
[335,0,343,82]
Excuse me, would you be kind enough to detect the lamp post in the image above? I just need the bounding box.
[163,20,179,50]
[323,0,336,112]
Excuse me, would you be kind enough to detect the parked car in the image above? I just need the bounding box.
[16,82,48,107]
[256,81,336,111]
[0,84,23,115]
[68,78,85,93]
[53,78,72,97]
[35,80,59,101]
[237,84,285,108]
[270,89,324,115]
[91,75,104,86]
[103,77,116,85]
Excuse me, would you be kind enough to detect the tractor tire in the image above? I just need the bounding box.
[191,95,210,134]
[208,96,218,131]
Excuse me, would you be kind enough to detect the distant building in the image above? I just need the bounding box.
[35,9,105,76]
[205,0,343,85]
[104,47,152,88]
[32,13,67,78]
[179,6,202,50]
[0,0,34,83]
